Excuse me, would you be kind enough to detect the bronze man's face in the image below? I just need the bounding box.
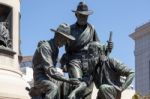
[55,34,69,48]
[76,13,88,26]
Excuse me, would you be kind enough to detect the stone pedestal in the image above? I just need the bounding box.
[0,0,30,98]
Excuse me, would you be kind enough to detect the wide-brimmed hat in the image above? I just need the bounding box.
[50,23,75,41]
[72,2,93,15]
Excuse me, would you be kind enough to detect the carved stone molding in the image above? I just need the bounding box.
[0,46,16,56]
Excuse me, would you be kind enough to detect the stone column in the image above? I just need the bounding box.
[0,0,30,98]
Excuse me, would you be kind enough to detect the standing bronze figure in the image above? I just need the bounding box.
[61,2,113,99]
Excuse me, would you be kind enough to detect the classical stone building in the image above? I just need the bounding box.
[130,21,150,95]
[0,0,30,98]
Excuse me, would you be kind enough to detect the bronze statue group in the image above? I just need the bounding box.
[29,2,134,99]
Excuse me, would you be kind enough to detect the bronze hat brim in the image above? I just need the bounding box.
[50,29,75,41]
[72,10,93,15]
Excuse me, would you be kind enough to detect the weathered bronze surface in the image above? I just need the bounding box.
[31,23,77,99]
[30,2,134,99]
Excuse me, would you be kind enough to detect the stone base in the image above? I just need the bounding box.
[0,69,30,99]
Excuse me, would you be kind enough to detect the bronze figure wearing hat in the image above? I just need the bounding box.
[61,1,114,99]
[31,23,77,99]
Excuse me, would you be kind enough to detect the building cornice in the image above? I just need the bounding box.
[130,21,150,40]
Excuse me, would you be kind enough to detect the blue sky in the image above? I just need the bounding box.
[21,0,150,70]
